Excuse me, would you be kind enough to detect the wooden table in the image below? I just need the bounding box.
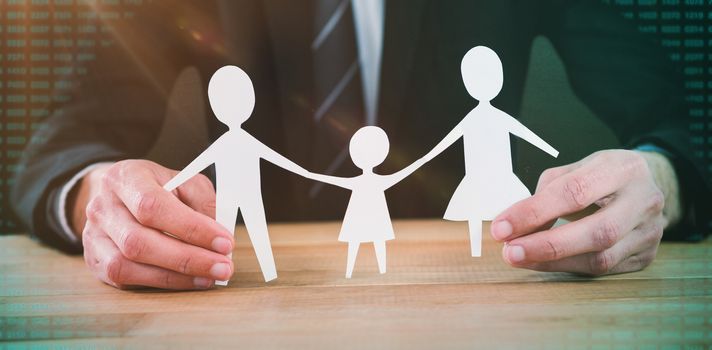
[1,220,711,349]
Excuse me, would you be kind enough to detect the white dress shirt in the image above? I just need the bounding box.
[352,0,385,126]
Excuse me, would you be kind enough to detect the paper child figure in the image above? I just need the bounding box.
[163,65,310,284]
[424,46,559,257]
[305,126,430,278]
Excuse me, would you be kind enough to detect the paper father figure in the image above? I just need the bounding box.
[306,126,431,278]
[163,65,310,285]
[424,46,559,257]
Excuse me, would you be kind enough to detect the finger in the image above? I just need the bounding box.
[530,162,591,232]
[606,248,658,275]
[174,174,217,219]
[82,222,102,273]
[518,248,653,276]
[503,198,644,263]
[510,218,663,275]
[535,163,577,193]
[491,153,645,241]
[97,193,234,281]
[534,151,616,192]
[603,217,664,275]
[104,163,233,254]
[90,227,214,290]
[147,165,216,217]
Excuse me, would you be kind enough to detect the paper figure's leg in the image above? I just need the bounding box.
[241,201,277,282]
[374,241,386,274]
[215,201,239,286]
[468,220,482,257]
[346,242,359,279]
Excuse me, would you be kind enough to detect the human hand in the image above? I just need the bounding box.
[490,150,680,276]
[74,159,235,290]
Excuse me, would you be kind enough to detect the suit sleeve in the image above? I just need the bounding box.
[9,4,194,253]
[540,0,711,241]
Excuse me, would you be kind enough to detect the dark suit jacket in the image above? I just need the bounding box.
[11,0,711,253]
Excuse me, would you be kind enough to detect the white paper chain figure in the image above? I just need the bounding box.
[424,46,559,257]
[162,45,558,283]
[163,65,310,285]
[306,126,430,278]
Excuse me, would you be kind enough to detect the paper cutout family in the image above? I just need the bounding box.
[163,46,559,284]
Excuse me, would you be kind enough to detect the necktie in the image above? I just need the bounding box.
[310,0,365,197]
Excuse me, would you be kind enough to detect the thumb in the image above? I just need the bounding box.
[154,163,216,220]
[173,173,217,220]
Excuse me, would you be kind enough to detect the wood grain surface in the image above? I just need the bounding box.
[1,220,711,349]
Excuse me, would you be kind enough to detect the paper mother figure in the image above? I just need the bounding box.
[424,46,559,257]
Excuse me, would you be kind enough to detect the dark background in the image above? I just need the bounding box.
[1,0,709,235]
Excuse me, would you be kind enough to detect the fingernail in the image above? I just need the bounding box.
[210,262,231,280]
[505,245,526,263]
[193,277,213,289]
[492,220,513,240]
[211,237,232,255]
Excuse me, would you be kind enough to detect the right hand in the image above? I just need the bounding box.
[72,159,235,290]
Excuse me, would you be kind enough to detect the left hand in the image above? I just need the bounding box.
[490,150,678,276]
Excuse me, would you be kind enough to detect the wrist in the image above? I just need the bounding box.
[67,163,113,238]
[635,150,682,228]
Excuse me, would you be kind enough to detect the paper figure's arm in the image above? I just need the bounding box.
[304,172,353,190]
[421,122,465,163]
[504,113,559,158]
[163,143,218,191]
[256,140,310,178]
[382,120,465,188]
[384,157,429,189]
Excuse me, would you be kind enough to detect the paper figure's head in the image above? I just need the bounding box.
[349,126,390,170]
[461,46,503,102]
[208,65,255,128]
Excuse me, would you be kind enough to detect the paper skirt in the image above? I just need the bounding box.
[444,173,531,221]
